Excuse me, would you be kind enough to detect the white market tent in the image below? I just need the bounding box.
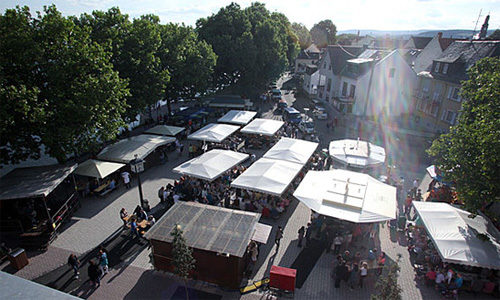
[231,158,303,196]
[97,135,175,164]
[263,137,318,165]
[145,125,185,136]
[188,123,240,143]
[173,149,249,181]
[74,159,125,179]
[413,202,500,270]
[240,118,284,137]
[329,139,385,168]
[217,110,257,125]
[293,169,397,223]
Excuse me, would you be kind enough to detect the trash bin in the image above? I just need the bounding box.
[9,248,29,270]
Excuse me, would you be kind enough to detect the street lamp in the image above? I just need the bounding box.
[130,154,145,208]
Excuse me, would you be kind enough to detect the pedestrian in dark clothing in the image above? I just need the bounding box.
[349,263,360,290]
[335,261,348,288]
[305,223,312,247]
[158,187,165,203]
[297,226,305,247]
[133,205,142,217]
[67,254,80,278]
[275,226,283,249]
[88,260,101,287]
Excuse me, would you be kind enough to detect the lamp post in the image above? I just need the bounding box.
[130,154,145,208]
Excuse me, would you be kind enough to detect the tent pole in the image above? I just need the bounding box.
[42,196,55,234]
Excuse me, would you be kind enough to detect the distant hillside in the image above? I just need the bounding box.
[338,29,495,39]
[416,29,495,39]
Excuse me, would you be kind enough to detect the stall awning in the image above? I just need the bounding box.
[293,169,397,223]
[0,164,77,201]
[173,149,249,181]
[188,123,240,143]
[263,137,318,165]
[231,158,303,196]
[252,223,272,244]
[240,118,284,136]
[413,202,500,270]
[97,135,175,164]
[218,110,257,125]
[145,202,260,258]
[329,139,385,168]
[145,125,185,136]
[74,159,125,179]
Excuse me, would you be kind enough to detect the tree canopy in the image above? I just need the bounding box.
[310,19,337,47]
[291,22,312,49]
[427,57,500,211]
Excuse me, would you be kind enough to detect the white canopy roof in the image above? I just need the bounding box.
[218,110,257,125]
[231,158,303,196]
[240,118,284,136]
[188,123,240,143]
[329,139,385,168]
[413,202,500,270]
[264,137,318,165]
[74,159,125,179]
[293,169,397,223]
[97,135,175,163]
[173,149,249,181]
[145,125,185,136]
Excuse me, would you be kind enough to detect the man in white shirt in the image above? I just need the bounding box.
[121,171,131,189]
[173,194,180,203]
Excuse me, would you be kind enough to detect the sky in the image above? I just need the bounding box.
[1,0,500,31]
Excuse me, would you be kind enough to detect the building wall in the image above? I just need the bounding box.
[295,58,317,73]
[303,70,319,96]
[317,54,334,101]
[352,51,416,117]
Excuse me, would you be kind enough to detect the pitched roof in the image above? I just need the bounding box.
[438,37,459,51]
[297,49,320,60]
[325,45,365,75]
[407,36,433,49]
[305,43,320,53]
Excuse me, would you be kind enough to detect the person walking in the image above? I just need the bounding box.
[67,254,80,279]
[376,251,386,276]
[275,226,283,250]
[333,235,343,255]
[98,248,109,277]
[297,226,305,247]
[120,208,128,227]
[158,186,165,203]
[360,262,368,288]
[349,263,360,290]
[88,260,101,288]
[121,171,131,189]
[305,223,312,247]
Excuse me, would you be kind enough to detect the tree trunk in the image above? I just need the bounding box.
[184,279,189,300]
[167,98,172,117]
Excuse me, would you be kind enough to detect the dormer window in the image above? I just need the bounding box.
[442,63,448,74]
[434,62,441,73]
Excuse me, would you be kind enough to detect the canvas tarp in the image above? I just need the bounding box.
[231,158,303,196]
[173,149,249,181]
[145,125,185,136]
[413,201,500,270]
[188,123,240,143]
[240,118,284,136]
[263,137,318,165]
[0,164,77,201]
[218,110,257,125]
[329,139,385,168]
[293,169,397,223]
[97,135,175,164]
[74,159,125,179]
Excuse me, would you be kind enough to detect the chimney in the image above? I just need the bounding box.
[437,32,443,39]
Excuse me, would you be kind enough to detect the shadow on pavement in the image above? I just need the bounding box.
[289,239,325,289]
[123,270,178,300]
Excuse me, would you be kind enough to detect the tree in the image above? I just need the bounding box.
[427,57,500,211]
[337,33,358,45]
[171,224,196,300]
[371,255,402,300]
[310,19,337,47]
[157,23,216,115]
[486,29,500,40]
[291,22,312,49]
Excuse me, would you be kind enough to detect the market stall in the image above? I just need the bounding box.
[293,169,397,223]
[328,139,385,168]
[240,118,284,137]
[145,125,185,137]
[187,123,240,143]
[173,149,249,182]
[263,137,318,165]
[217,110,257,125]
[73,159,126,196]
[231,158,303,196]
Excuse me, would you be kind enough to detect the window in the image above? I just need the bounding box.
[448,87,460,102]
[441,110,457,124]
[323,62,327,69]
[422,78,430,93]
[342,82,348,97]
[434,62,441,73]
[389,68,395,78]
[432,83,442,101]
[442,63,449,74]
[429,102,439,117]
[349,85,356,98]
[327,78,332,92]
[329,64,332,70]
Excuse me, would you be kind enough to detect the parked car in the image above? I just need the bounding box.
[298,117,315,134]
[278,99,288,110]
[283,107,302,124]
[313,107,328,120]
[271,89,282,101]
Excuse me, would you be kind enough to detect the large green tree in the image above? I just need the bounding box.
[310,19,337,47]
[158,23,216,114]
[291,22,312,49]
[427,57,500,211]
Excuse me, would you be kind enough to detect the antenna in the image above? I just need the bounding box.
[471,9,483,40]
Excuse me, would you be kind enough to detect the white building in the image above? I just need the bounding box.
[302,65,319,96]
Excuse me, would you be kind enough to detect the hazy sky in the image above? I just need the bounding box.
[2,0,499,31]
